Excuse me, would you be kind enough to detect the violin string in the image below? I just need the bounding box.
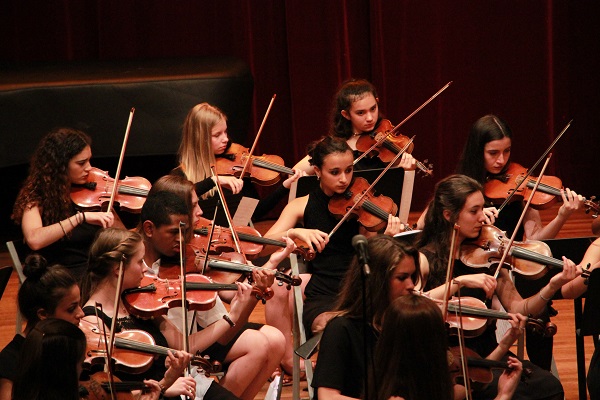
[508,246,564,269]
[250,157,294,175]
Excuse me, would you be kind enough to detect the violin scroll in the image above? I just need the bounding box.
[355,119,434,177]
[193,352,223,377]
[584,196,599,218]
[526,318,557,337]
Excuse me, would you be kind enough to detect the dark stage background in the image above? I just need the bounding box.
[1,1,599,237]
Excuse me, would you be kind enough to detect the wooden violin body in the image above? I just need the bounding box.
[460,225,564,280]
[176,245,302,288]
[81,318,218,377]
[80,319,155,374]
[447,347,526,391]
[122,274,239,318]
[485,162,600,215]
[215,142,294,186]
[355,119,433,176]
[328,176,398,232]
[192,217,315,261]
[71,167,151,213]
[79,371,144,400]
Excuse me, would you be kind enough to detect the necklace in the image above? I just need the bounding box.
[353,131,362,136]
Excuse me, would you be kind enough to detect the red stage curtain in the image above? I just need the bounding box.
[1,1,599,210]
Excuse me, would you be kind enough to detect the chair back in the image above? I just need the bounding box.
[0,265,13,301]
[6,240,27,334]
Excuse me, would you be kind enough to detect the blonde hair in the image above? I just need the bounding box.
[178,103,227,199]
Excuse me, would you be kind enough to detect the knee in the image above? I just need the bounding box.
[267,284,292,310]
[260,325,286,356]
[239,330,272,361]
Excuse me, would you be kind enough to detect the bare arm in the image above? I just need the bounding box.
[317,387,359,400]
[497,259,582,316]
[0,378,12,400]
[561,237,600,299]
[524,188,583,240]
[22,205,114,250]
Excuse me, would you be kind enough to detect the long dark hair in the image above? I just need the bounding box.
[371,294,453,400]
[456,114,512,184]
[12,319,86,400]
[330,79,380,140]
[18,254,77,325]
[418,174,482,289]
[335,235,420,329]
[12,127,92,225]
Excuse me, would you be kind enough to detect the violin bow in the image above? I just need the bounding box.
[94,256,126,400]
[442,224,460,320]
[209,165,247,262]
[106,108,135,215]
[239,94,277,180]
[493,155,553,280]
[201,203,221,275]
[93,304,117,400]
[497,120,572,213]
[353,81,452,166]
[178,222,193,387]
[329,136,414,237]
[442,224,473,400]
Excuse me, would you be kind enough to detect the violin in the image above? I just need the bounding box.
[79,371,146,400]
[81,319,155,374]
[435,295,556,338]
[216,142,294,186]
[461,224,580,280]
[485,162,599,215]
[80,319,218,376]
[355,119,433,176]
[447,347,530,391]
[170,246,302,288]
[71,167,151,213]
[328,176,398,232]
[122,274,263,318]
[193,217,315,261]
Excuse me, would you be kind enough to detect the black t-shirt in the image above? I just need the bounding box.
[312,316,377,400]
[0,334,25,381]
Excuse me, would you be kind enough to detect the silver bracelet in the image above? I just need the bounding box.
[539,291,552,302]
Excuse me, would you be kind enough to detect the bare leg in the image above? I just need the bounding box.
[220,326,285,400]
[265,273,311,373]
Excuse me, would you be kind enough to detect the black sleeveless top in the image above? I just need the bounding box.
[303,186,360,297]
[34,203,100,282]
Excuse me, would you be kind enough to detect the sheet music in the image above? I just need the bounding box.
[398,170,415,223]
[232,196,259,226]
